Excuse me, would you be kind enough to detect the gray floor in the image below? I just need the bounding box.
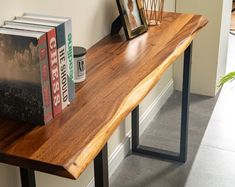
[110,35,235,187]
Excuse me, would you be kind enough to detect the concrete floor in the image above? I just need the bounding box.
[110,35,235,187]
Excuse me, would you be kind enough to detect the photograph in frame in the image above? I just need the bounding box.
[116,0,148,40]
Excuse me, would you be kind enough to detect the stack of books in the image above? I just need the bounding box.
[0,13,75,125]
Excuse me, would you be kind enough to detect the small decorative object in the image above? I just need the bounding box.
[73,46,87,83]
[143,0,164,26]
[116,0,148,40]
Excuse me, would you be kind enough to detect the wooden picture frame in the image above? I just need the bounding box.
[116,0,148,40]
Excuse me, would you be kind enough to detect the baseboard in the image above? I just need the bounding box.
[139,79,174,137]
[87,79,174,187]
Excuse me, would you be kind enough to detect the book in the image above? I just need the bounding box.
[13,17,69,109]
[0,27,53,124]
[3,21,63,117]
[23,13,75,102]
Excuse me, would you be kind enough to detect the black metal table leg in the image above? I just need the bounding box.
[131,43,193,163]
[179,42,193,162]
[94,143,109,187]
[20,168,36,187]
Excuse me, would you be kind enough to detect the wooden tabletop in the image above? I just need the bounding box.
[0,12,207,179]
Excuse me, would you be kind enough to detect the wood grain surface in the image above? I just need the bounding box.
[0,12,207,179]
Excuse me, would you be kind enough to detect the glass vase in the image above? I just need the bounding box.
[143,0,164,26]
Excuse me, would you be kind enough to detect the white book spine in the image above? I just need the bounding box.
[65,19,75,101]
[58,45,69,109]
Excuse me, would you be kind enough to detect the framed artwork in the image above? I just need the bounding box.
[116,0,148,40]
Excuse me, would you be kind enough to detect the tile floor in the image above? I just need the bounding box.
[110,35,235,187]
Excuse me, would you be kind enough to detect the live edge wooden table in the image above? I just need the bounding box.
[0,12,207,187]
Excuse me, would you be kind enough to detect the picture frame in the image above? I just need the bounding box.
[116,0,148,40]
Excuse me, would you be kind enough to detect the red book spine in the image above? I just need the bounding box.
[38,34,53,124]
[47,29,62,117]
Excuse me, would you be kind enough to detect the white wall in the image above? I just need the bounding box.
[0,0,24,24]
[0,1,175,187]
[216,0,233,93]
[22,0,119,48]
[174,0,232,96]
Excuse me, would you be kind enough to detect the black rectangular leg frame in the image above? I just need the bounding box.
[131,43,193,163]
[94,143,109,187]
[20,168,36,187]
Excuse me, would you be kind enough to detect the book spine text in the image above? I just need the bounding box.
[56,24,69,109]
[47,29,62,117]
[65,19,75,102]
[38,34,53,123]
